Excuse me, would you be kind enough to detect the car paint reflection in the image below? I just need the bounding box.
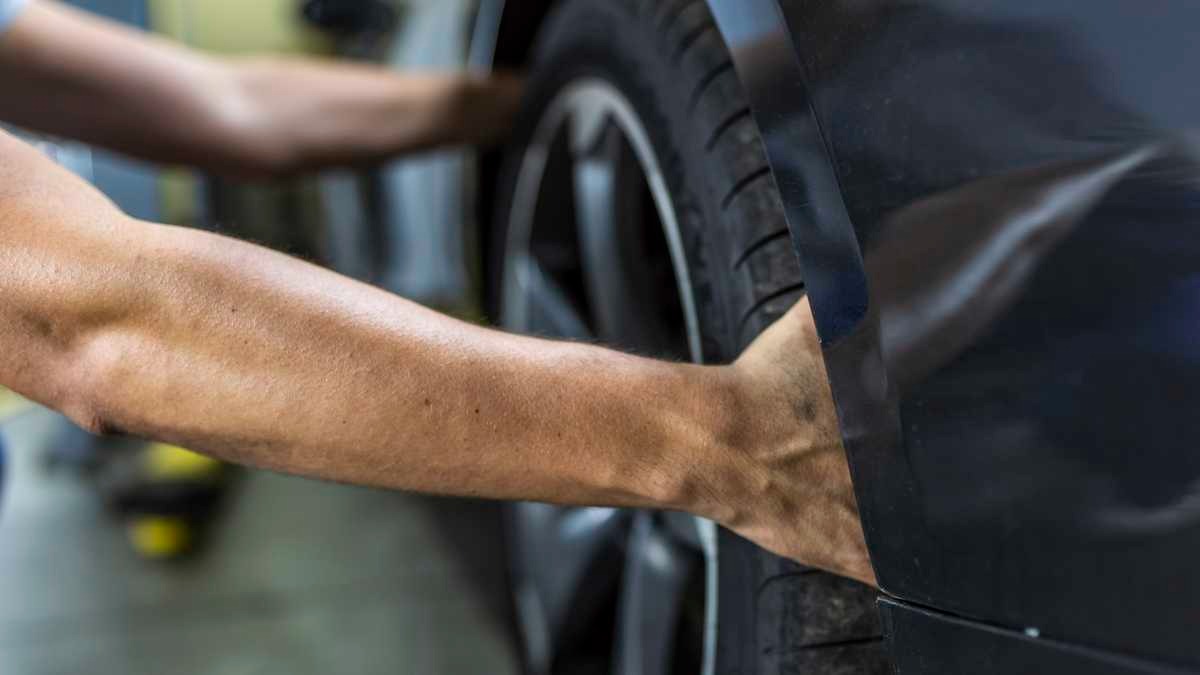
[710,0,1200,666]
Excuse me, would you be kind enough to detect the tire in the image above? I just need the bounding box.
[491,0,888,673]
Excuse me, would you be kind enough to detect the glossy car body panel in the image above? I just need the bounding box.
[880,599,1192,675]
[707,0,1200,669]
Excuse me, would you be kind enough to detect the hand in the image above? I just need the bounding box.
[450,71,525,147]
[707,298,876,586]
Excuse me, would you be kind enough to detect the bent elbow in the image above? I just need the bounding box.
[62,404,120,438]
[207,105,301,180]
[209,61,305,180]
[58,332,138,438]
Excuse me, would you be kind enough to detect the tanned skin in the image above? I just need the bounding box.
[0,2,873,585]
[0,2,523,176]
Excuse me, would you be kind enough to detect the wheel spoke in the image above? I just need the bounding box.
[660,512,709,551]
[571,112,672,353]
[614,513,699,675]
[504,80,713,675]
[509,504,630,675]
[504,255,592,339]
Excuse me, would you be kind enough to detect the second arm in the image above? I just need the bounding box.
[0,1,521,177]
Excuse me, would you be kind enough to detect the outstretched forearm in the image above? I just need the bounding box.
[223,58,521,174]
[0,130,735,513]
[77,225,738,507]
[0,130,873,584]
[0,2,520,177]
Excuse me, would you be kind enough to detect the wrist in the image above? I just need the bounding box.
[444,73,524,147]
[666,353,842,532]
[641,364,754,523]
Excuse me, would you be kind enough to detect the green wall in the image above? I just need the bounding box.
[148,0,330,54]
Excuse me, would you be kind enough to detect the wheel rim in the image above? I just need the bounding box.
[501,79,718,675]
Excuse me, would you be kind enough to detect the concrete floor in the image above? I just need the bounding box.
[0,408,522,675]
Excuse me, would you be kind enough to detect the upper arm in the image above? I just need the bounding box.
[0,1,264,173]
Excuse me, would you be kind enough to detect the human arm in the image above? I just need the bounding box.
[0,129,873,584]
[0,1,522,178]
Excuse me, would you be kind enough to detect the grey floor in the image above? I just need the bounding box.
[0,408,522,675]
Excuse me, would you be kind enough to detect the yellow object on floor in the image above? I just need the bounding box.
[128,516,193,559]
[143,443,223,481]
[118,444,228,560]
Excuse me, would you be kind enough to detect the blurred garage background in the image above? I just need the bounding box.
[0,1,520,673]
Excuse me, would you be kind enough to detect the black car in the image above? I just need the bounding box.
[318,1,1200,673]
